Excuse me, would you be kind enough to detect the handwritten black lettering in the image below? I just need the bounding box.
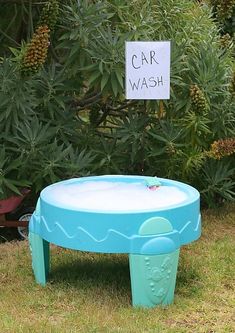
[149,77,157,87]
[141,77,148,89]
[150,50,159,65]
[157,76,163,85]
[129,76,164,91]
[131,55,140,69]
[141,52,149,65]
[129,78,141,91]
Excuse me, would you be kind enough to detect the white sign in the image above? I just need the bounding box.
[125,41,171,100]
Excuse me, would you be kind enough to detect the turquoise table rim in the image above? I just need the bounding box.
[29,175,201,254]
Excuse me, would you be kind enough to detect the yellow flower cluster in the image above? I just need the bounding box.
[38,0,59,31]
[214,0,235,20]
[21,25,50,75]
[220,33,232,49]
[190,84,207,113]
[209,138,235,159]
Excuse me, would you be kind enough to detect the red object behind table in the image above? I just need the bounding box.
[0,189,30,214]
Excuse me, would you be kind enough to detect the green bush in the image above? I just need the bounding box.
[0,0,234,207]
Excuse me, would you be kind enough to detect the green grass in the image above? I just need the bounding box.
[0,205,234,333]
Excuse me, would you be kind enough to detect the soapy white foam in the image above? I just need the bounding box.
[45,181,188,211]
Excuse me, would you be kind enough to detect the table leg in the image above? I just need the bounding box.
[129,249,179,307]
[29,231,50,286]
[129,216,179,307]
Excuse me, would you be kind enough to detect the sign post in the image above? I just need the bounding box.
[125,41,171,100]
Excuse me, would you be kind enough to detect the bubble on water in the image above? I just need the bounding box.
[45,181,187,211]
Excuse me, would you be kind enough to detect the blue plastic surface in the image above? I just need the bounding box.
[29,175,201,255]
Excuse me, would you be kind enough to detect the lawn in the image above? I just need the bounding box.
[0,204,234,333]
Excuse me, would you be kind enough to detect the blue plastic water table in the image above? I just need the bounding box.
[29,175,201,307]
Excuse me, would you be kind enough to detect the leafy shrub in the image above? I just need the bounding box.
[0,0,234,207]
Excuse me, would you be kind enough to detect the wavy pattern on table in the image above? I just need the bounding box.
[179,214,201,234]
[29,213,201,254]
[35,215,202,241]
[41,215,132,242]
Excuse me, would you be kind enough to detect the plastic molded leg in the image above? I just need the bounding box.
[129,216,180,307]
[129,249,179,307]
[29,231,50,286]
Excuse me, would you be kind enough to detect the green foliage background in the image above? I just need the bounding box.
[0,0,234,206]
